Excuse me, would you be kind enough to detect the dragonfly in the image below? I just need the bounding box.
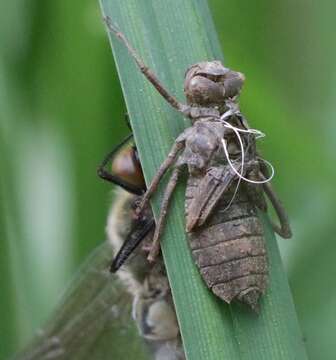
[12,135,184,360]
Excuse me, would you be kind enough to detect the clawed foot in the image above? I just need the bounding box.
[142,242,160,263]
[147,235,161,263]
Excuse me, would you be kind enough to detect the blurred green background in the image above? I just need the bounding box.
[0,1,335,359]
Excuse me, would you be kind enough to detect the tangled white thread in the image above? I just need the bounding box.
[220,109,275,184]
[217,109,275,211]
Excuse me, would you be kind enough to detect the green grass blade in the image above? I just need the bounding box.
[99,1,308,359]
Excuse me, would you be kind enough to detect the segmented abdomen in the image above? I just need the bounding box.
[185,176,268,310]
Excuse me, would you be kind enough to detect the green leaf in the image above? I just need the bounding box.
[99,0,308,359]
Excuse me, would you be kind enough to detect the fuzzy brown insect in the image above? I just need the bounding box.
[104,17,292,312]
[13,138,185,360]
[98,136,185,359]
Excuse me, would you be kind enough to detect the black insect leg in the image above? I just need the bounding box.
[97,134,144,195]
[110,218,155,272]
[259,171,292,239]
[124,113,132,130]
[147,167,181,262]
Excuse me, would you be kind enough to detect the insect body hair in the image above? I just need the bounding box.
[106,187,185,359]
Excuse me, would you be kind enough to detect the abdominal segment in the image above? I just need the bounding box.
[185,176,268,309]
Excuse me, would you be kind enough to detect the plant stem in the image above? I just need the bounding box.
[99,0,308,359]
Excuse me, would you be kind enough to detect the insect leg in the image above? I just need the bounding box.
[259,171,292,239]
[124,113,132,130]
[110,218,155,272]
[103,16,189,114]
[147,167,181,262]
[97,134,144,195]
[243,162,267,212]
[137,140,185,215]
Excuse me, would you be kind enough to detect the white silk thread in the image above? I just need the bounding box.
[220,110,275,185]
[217,109,275,211]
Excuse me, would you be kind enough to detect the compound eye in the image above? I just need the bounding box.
[222,71,245,98]
[111,146,146,191]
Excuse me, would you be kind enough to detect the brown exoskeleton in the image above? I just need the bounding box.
[104,17,292,312]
